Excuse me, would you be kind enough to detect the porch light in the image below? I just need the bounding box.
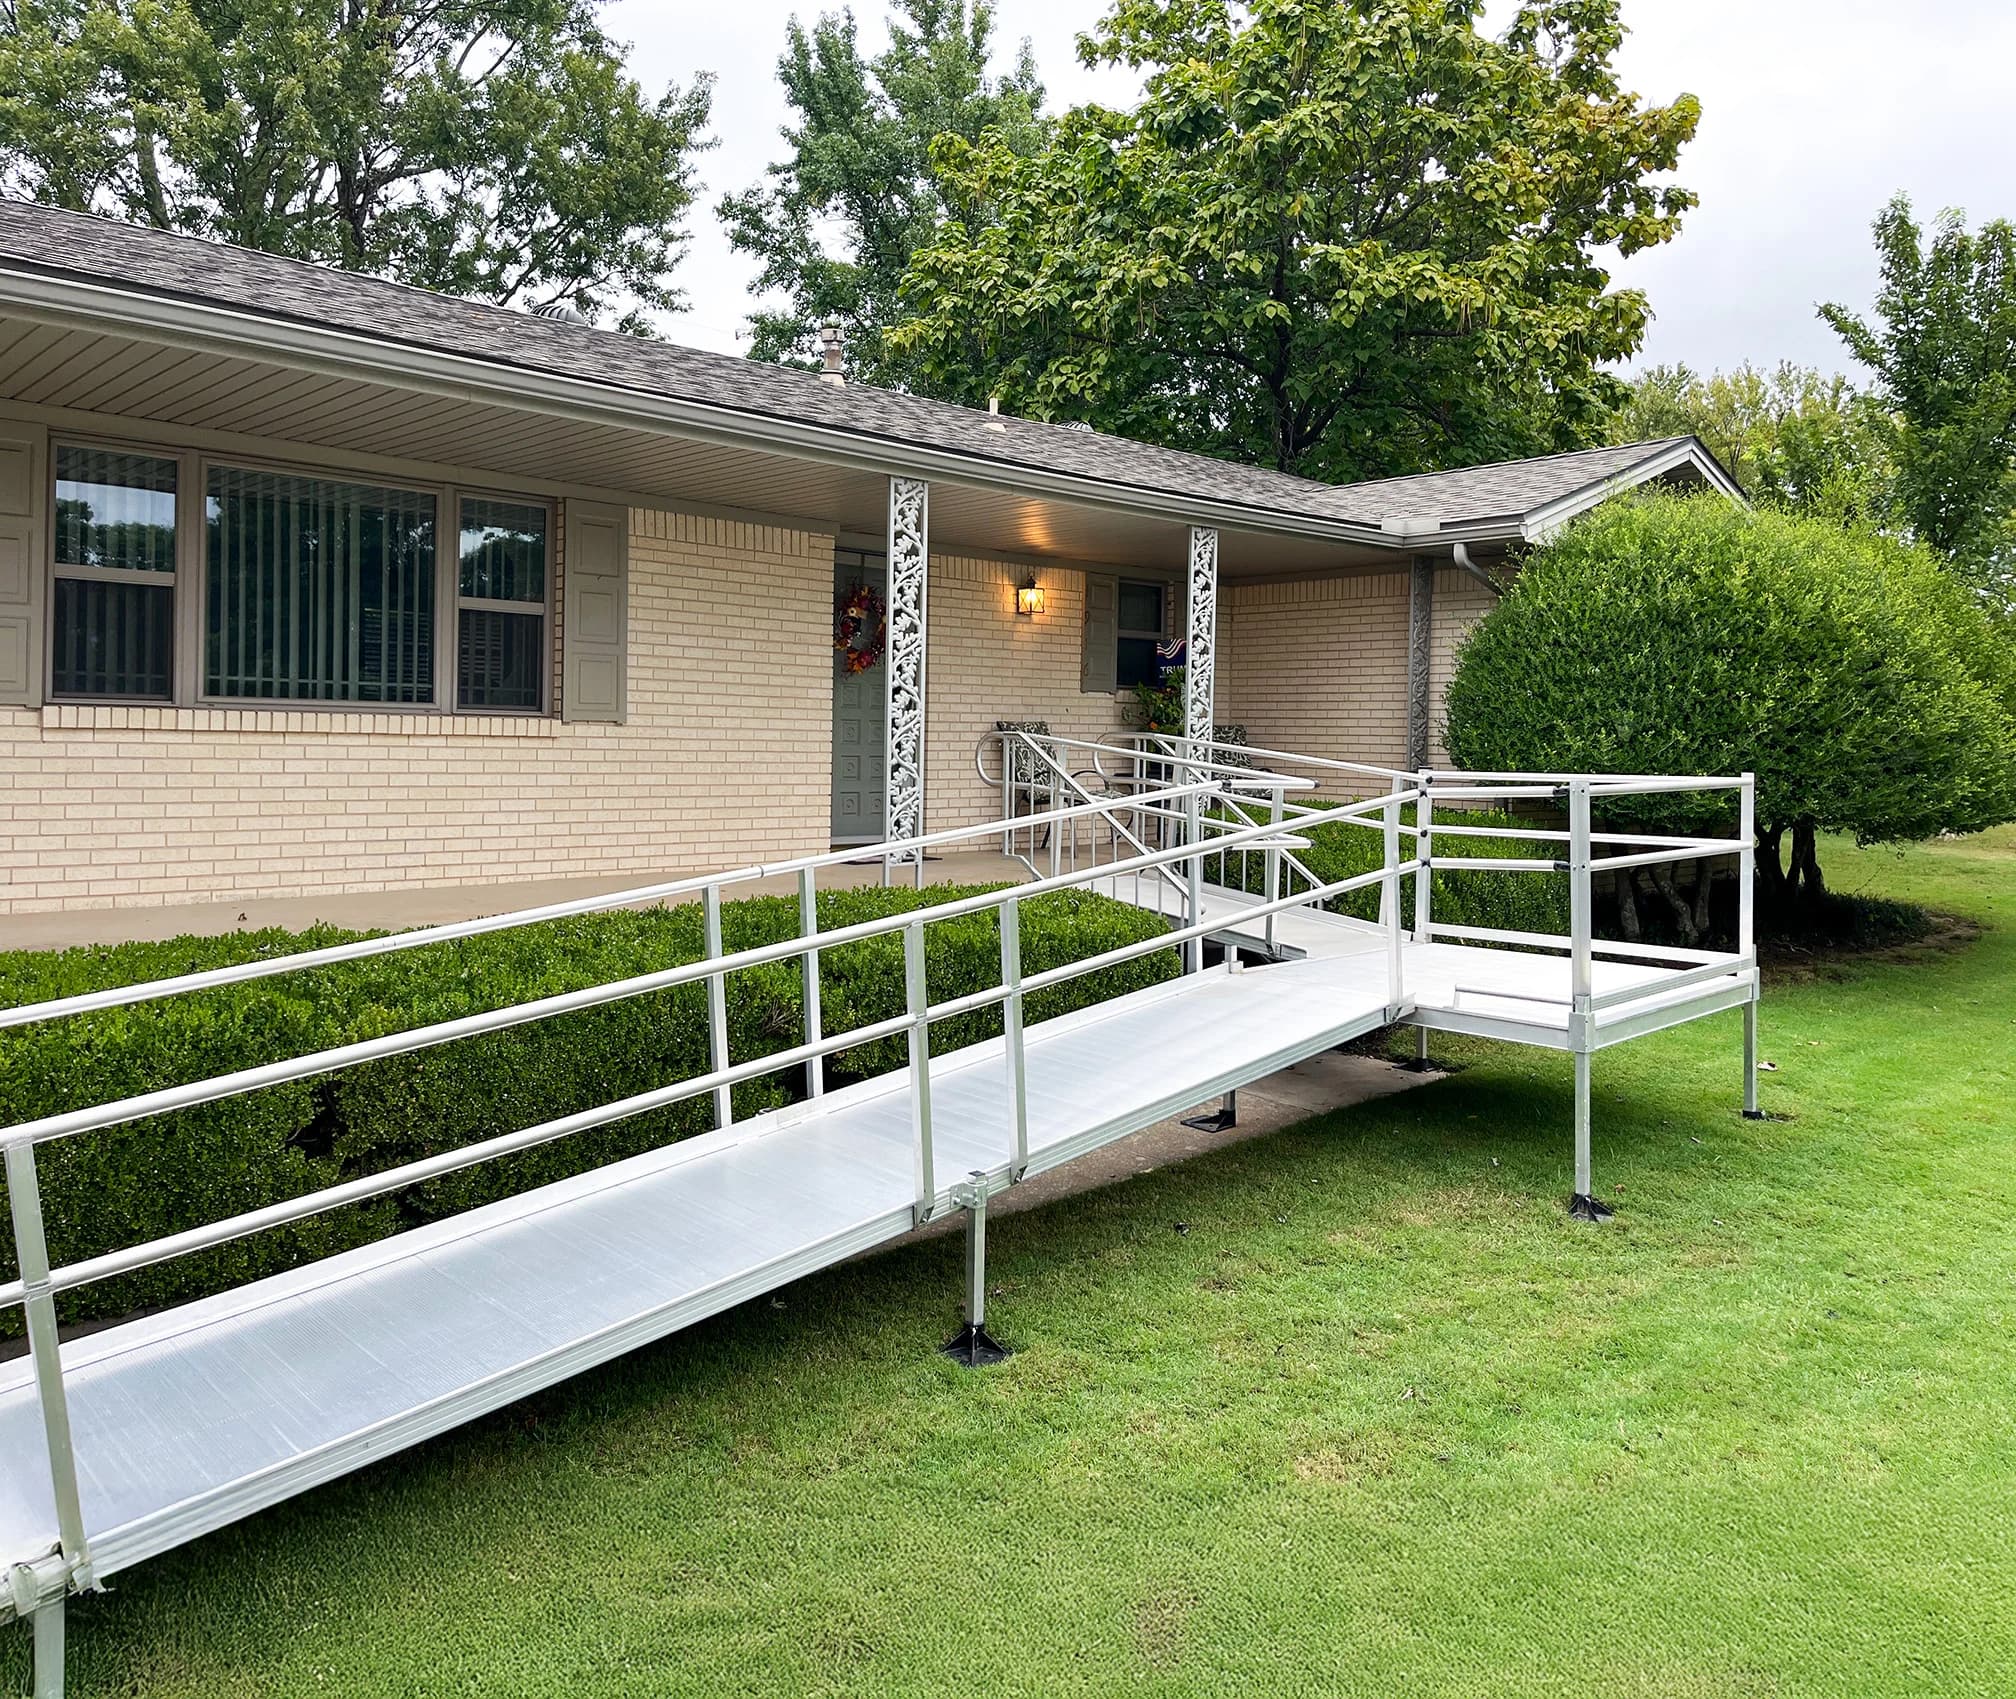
[1016,576,1045,617]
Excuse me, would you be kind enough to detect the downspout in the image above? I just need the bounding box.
[1450,542,1502,598]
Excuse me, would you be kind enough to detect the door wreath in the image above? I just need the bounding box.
[834,583,887,674]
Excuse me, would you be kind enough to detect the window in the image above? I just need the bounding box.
[1115,577,1166,689]
[50,447,178,699]
[456,497,548,710]
[205,466,437,703]
[48,440,557,713]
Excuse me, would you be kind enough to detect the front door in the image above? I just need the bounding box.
[830,550,888,843]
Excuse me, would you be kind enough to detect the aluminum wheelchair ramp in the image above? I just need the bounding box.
[4,758,1763,1693]
[0,949,1395,1591]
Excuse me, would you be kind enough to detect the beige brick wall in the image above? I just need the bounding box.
[923,554,1135,833]
[0,511,836,914]
[1216,566,1498,785]
[1429,567,1497,766]
[1218,571,1410,788]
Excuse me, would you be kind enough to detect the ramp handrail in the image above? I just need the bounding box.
[0,783,1420,1262]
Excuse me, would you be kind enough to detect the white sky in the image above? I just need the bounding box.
[608,0,2016,380]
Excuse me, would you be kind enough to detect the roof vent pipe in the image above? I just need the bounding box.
[819,320,846,386]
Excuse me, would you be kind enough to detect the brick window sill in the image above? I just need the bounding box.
[37,704,562,738]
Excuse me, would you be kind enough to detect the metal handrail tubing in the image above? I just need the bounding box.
[1,851,1422,1309]
[1,792,1412,1154]
[1588,955,1755,1012]
[1123,732,1412,787]
[1422,766,1745,790]
[0,780,1223,1034]
[1018,858,1417,997]
[1425,922,1733,966]
[0,1006,927,1308]
[1002,733,1190,905]
[1425,822,1735,851]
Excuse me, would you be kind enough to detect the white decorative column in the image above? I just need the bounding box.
[1184,525,1218,756]
[884,476,930,860]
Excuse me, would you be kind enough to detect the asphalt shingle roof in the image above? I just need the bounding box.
[0,198,1704,536]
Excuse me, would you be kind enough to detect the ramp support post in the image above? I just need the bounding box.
[1181,1090,1237,1134]
[1399,1024,1435,1072]
[9,1558,68,1699]
[1565,780,1612,1222]
[32,1591,63,1699]
[941,1172,1008,1367]
[1741,1000,1763,1118]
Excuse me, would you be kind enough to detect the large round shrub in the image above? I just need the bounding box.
[1443,494,2016,912]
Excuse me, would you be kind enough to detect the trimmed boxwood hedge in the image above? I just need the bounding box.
[1205,804,1569,937]
[0,884,1177,1334]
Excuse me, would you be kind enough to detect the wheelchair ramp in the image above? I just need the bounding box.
[0,950,1397,1585]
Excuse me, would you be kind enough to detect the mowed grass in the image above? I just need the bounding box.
[7,830,2014,1698]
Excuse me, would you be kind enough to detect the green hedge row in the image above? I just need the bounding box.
[1204,804,1569,937]
[0,884,1177,1334]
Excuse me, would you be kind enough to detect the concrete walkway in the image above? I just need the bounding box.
[0,850,1038,952]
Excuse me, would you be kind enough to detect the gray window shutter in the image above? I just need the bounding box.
[562,500,627,723]
[0,425,45,708]
[1081,570,1117,694]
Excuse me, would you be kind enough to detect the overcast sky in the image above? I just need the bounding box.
[607,0,2016,381]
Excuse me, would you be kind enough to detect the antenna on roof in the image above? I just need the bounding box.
[819,320,846,386]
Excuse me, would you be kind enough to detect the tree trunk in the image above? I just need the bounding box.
[1790,818,1826,903]
[1690,861,1716,942]
[1648,858,1698,948]
[1756,825,1787,919]
[1613,868,1641,942]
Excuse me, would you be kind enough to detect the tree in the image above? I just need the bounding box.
[1821,195,2016,600]
[0,0,713,326]
[720,0,1043,384]
[1608,362,1892,525]
[888,0,1699,482]
[1443,495,2016,931]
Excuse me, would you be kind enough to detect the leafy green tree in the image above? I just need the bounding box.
[1822,195,2016,599]
[888,0,1699,481]
[1444,495,2016,927]
[0,0,713,325]
[720,0,1043,383]
[1609,362,1892,524]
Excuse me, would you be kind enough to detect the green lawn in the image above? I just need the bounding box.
[9,830,2015,1697]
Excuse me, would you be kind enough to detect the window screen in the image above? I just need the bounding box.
[456,497,547,710]
[50,447,178,699]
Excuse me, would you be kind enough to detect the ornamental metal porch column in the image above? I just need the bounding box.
[1180,526,1218,976]
[1406,554,1435,771]
[885,476,929,875]
[1184,526,1217,755]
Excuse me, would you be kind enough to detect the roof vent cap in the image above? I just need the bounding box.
[533,301,589,324]
[1060,420,1094,433]
[819,320,847,387]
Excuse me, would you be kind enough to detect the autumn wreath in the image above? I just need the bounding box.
[833,582,886,674]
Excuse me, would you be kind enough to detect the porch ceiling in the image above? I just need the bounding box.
[0,310,1396,580]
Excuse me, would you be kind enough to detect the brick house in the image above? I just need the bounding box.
[0,199,1738,918]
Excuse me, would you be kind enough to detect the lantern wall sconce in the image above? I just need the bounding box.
[1015,576,1045,617]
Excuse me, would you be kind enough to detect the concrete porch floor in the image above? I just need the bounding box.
[0,849,1043,953]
